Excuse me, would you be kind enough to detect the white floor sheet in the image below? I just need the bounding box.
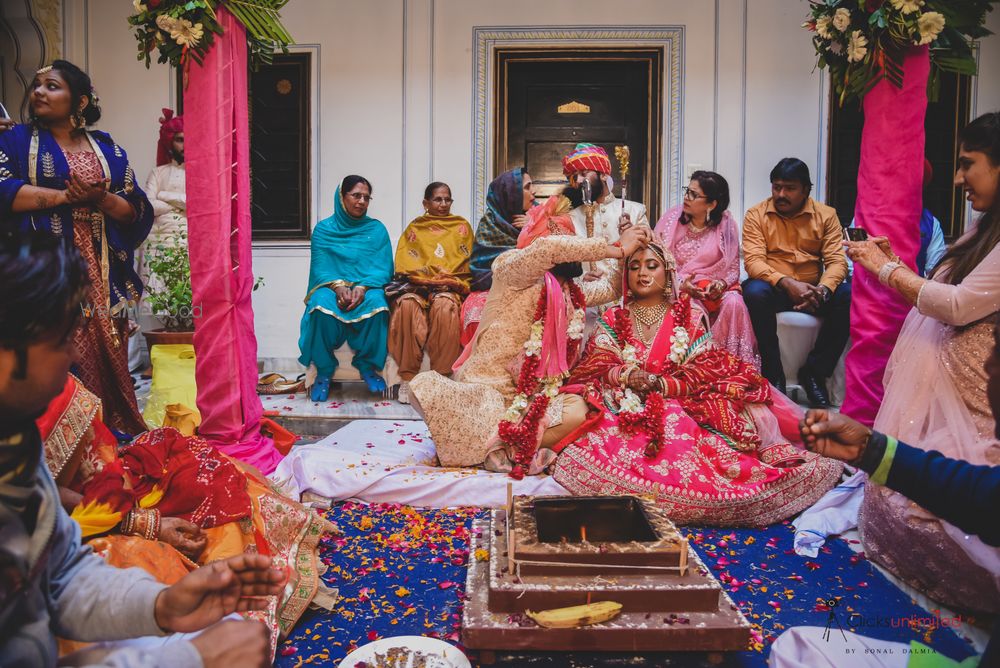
[269,419,568,508]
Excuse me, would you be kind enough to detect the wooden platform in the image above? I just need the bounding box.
[462,514,751,652]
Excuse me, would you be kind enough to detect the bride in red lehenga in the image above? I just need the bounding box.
[552,243,842,526]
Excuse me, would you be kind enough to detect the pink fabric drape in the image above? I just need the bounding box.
[841,46,929,426]
[540,272,570,377]
[185,8,282,473]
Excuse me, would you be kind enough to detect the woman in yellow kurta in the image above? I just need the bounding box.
[388,182,473,403]
[38,376,334,648]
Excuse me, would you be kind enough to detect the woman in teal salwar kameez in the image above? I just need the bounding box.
[298,175,393,400]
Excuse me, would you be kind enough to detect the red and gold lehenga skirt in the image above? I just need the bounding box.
[64,150,146,435]
[552,303,842,527]
[39,377,334,651]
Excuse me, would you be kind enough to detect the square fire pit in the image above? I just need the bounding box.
[533,496,658,543]
[461,495,751,654]
[511,495,687,576]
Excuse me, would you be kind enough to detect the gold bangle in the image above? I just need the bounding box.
[127,509,143,537]
[622,365,639,388]
[146,509,161,541]
[120,510,134,535]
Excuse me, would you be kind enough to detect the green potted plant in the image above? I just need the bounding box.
[142,231,264,351]
[142,231,197,350]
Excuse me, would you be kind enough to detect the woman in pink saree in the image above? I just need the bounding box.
[845,112,1000,613]
[655,171,758,366]
[552,243,841,526]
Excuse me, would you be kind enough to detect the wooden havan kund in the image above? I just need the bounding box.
[462,495,751,652]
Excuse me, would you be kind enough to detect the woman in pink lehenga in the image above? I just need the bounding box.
[655,171,758,367]
[552,243,841,526]
[845,112,1000,613]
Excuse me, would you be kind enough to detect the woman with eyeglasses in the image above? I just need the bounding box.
[654,171,758,367]
[298,175,392,400]
[387,182,473,403]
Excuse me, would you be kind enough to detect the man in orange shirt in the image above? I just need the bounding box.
[741,158,851,407]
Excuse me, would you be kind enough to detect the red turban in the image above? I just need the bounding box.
[516,195,576,249]
[562,142,612,177]
[156,108,183,166]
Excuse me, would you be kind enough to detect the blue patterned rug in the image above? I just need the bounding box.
[275,503,981,667]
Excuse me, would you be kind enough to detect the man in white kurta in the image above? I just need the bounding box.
[562,143,648,255]
[131,110,186,370]
[144,115,187,250]
[561,143,649,332]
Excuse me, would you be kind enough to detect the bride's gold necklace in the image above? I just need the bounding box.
[630,301,668,327]
[630,302,668,345]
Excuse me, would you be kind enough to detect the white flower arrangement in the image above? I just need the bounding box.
[621,344,638,366]
[155,14,176,31]
[668,326,690,365]
[503,393,530,421]
[847,30,869,63]
[815,15,833,39]
[619,389,642,414]
[169,18,204,47]
[128,0,293,71]
[567,308,586,341]
[542,380,561,399]
[523,320,544,357]
[917,11,946,45]
[803,0,989,106]
[832,7,852,32]
[890,0,924,14]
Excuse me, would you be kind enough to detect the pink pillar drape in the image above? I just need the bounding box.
[841,46,930,426]
[185,8,282,473]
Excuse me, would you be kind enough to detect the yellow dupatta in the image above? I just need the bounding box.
[394,213,474,293]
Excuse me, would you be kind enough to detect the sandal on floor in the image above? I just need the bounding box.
[258,373,306,395]
[310,376,331,402]
[360,369,387,394]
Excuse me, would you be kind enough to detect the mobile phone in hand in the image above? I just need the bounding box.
[844,227,868,242]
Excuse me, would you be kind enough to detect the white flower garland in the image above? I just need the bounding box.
[567,309,586,342]
[619,388,643,414]
[619,319,691,414]
[621,343,638,366]
[668,326,690,365]
[502,303,587,423]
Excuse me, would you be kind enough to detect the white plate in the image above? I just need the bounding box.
[337,635,471,668]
